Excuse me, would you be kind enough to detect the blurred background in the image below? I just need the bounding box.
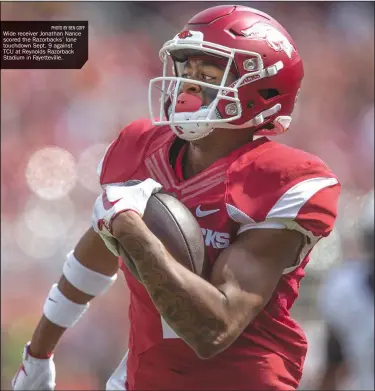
[1,2,374,390]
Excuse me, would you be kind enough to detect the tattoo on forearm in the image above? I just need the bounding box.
[117,232,227,351]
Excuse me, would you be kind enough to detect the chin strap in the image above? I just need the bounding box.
[247,104,282,127]
[168,103,288,140]
[168,101,222,141]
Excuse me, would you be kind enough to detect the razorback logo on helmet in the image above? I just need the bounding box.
[241,22,295,59]
[178,30,193,39]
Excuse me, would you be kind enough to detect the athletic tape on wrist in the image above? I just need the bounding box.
[43,284,89,328]
[63,251,117,296]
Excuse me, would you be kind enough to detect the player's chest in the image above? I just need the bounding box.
[135,153,239,260]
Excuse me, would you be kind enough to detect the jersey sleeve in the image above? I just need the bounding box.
[97,118,154,186]
[258,176,341,239]
[226,145,341,241]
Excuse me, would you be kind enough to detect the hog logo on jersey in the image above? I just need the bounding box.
[241,22,295,59]
[178,30,193,39]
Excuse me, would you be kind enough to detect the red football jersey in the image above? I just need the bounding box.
[100,119,340,391]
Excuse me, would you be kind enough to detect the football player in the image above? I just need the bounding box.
[317,194,374,390]
[12,5,341,391]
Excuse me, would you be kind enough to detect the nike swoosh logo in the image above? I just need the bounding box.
[48,298,58,303]
[196,205,220,218]
[102,192,121,211]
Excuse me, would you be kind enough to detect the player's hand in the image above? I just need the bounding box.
[92,179,162,255]
[12,342,56,391]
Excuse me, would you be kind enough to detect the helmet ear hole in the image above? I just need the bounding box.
[259,89,280,100]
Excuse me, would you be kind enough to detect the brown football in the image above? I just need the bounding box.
[119,193,207,282]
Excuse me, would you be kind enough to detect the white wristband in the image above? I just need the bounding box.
[43,284,89,328]
[63,251,117,296]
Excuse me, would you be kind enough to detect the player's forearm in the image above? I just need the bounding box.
[112,213,241,358]
[29,275,94,357]
[29,229,119,357]
[29,316,66,358]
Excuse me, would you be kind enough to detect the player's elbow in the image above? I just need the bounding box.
[195,339,231,359]
[195,344,220,359]
[194,315,256,359]
[194,330,234,360]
